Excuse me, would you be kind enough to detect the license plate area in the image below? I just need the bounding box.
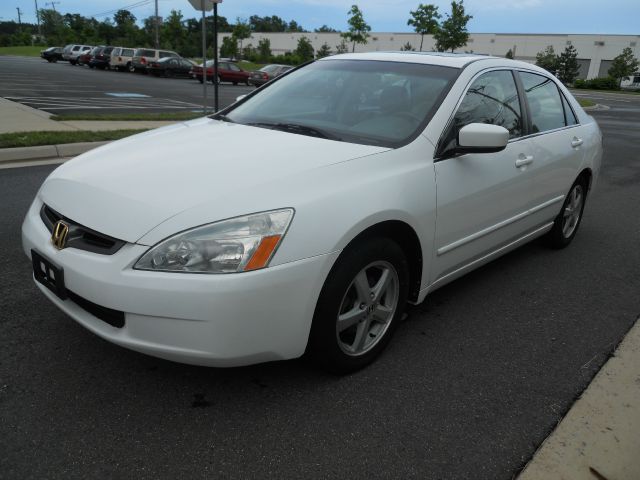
[32,249,67,300]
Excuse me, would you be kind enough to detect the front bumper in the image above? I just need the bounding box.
[22,198,338,367]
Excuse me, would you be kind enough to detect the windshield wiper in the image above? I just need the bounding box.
[247,122,339,141]
[213,114,235,123]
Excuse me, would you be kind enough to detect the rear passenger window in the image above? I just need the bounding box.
[124,49,134,56]
[519,72,566,133]
[453,70,523,139]
[561,94,578,125]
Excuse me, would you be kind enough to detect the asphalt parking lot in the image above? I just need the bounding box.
[1,76,640,477]
[0,56,252,114]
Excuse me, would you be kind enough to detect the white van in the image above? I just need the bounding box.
[109,47,136,72]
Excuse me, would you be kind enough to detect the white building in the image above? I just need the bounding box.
[222,32,640,86]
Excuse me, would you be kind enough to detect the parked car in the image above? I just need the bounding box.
[249,64,293,87]
[64,45,93,65]
[22,52,602,373]
[192,60,251,85]
[110,47,136,72]
[88,46,115,69]
[77,47,97,67]
[147,57,196,77]
[40,47,64,62]
[131,48,180,73]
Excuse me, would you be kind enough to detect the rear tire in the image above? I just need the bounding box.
[545,177,588,249]
[306,238,409,374]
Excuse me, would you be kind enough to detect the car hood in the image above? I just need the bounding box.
[40,118,389,243]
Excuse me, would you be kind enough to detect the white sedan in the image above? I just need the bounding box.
[23,52,602,373]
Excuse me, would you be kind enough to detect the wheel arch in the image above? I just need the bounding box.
[335,220,423,303]
[578,167,593,192]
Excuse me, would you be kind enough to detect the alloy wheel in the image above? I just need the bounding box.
[336,261,399,356]
[562,184,584,238]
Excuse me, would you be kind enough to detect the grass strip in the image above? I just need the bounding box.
[577,98,596,108]
[0,46,44,56]
[50,112,204,121]
[0,129,148,149]
[570,88,640,96]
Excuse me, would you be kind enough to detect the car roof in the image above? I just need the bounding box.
[319,51,550,73]
[319,51,497,69]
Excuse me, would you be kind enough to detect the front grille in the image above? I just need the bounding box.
[67,289,125,328]
[40,204,126,255]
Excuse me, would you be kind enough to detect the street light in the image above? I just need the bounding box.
[188,0,222,114]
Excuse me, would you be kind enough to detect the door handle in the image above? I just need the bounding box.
[571,137,584,148]
[515,155,534,168]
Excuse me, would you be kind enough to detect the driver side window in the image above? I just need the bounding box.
[454,70,523,139]
[439,70,523,156]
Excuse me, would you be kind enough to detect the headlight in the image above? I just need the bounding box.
[134,209,294,273]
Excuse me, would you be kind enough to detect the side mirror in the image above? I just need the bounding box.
[456,123,509,154]
[235,94,247,102]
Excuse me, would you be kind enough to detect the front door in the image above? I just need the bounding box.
[432,69,537,283]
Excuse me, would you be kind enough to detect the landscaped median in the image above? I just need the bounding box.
[0,129,147,164]
[577,98,596,108]
[0,105,206,164]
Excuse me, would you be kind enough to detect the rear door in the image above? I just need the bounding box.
[217,62,229,81]
[228,63,245,82]
[432,69,536,282]
[516,71,586,226]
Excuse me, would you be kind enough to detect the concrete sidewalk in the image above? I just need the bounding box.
[0,97,177,134]
[519,317,640,480]
[0,97,181,163]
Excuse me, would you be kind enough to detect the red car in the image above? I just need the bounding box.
[191,60,250,85]
[77,47,98,66]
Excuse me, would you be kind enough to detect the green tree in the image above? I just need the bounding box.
[233,18,251,56]
[112,9,137,45]
[220,35,238,58]
[257,38,272,61]
[249,15,287,32]
[535,45,559,74]
[316,42,332,58]
[433,1,472,53]
[287,20,305,32]
[161,10,185,52]
[557,45,580,84]
[295,36,314,61]
[608,47,640,87]
[400,42,415,51]
[505,48,514,59]
[407,4,440,52]
[342,5,370,53]
[335,38,349,54]
[315,25,338,33]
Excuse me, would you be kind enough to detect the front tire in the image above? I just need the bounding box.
[545,177,588,249]
[307,238,409,374]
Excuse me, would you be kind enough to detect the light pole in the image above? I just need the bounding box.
[213,1,219,112]
[188,0,222,114]
[201,1,207,113]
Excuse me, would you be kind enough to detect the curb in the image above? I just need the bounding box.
[0,141,109,164]
[582,103,609,111]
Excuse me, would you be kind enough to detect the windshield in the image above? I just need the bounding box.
[225,59,457,148]
[261,65,281,73]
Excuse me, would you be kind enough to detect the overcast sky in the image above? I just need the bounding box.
[6,0,639,35]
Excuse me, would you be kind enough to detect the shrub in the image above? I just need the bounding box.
[573,77,620,90]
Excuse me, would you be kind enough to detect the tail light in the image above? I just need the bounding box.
[262,73,268,80]
[141,57,147,64]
